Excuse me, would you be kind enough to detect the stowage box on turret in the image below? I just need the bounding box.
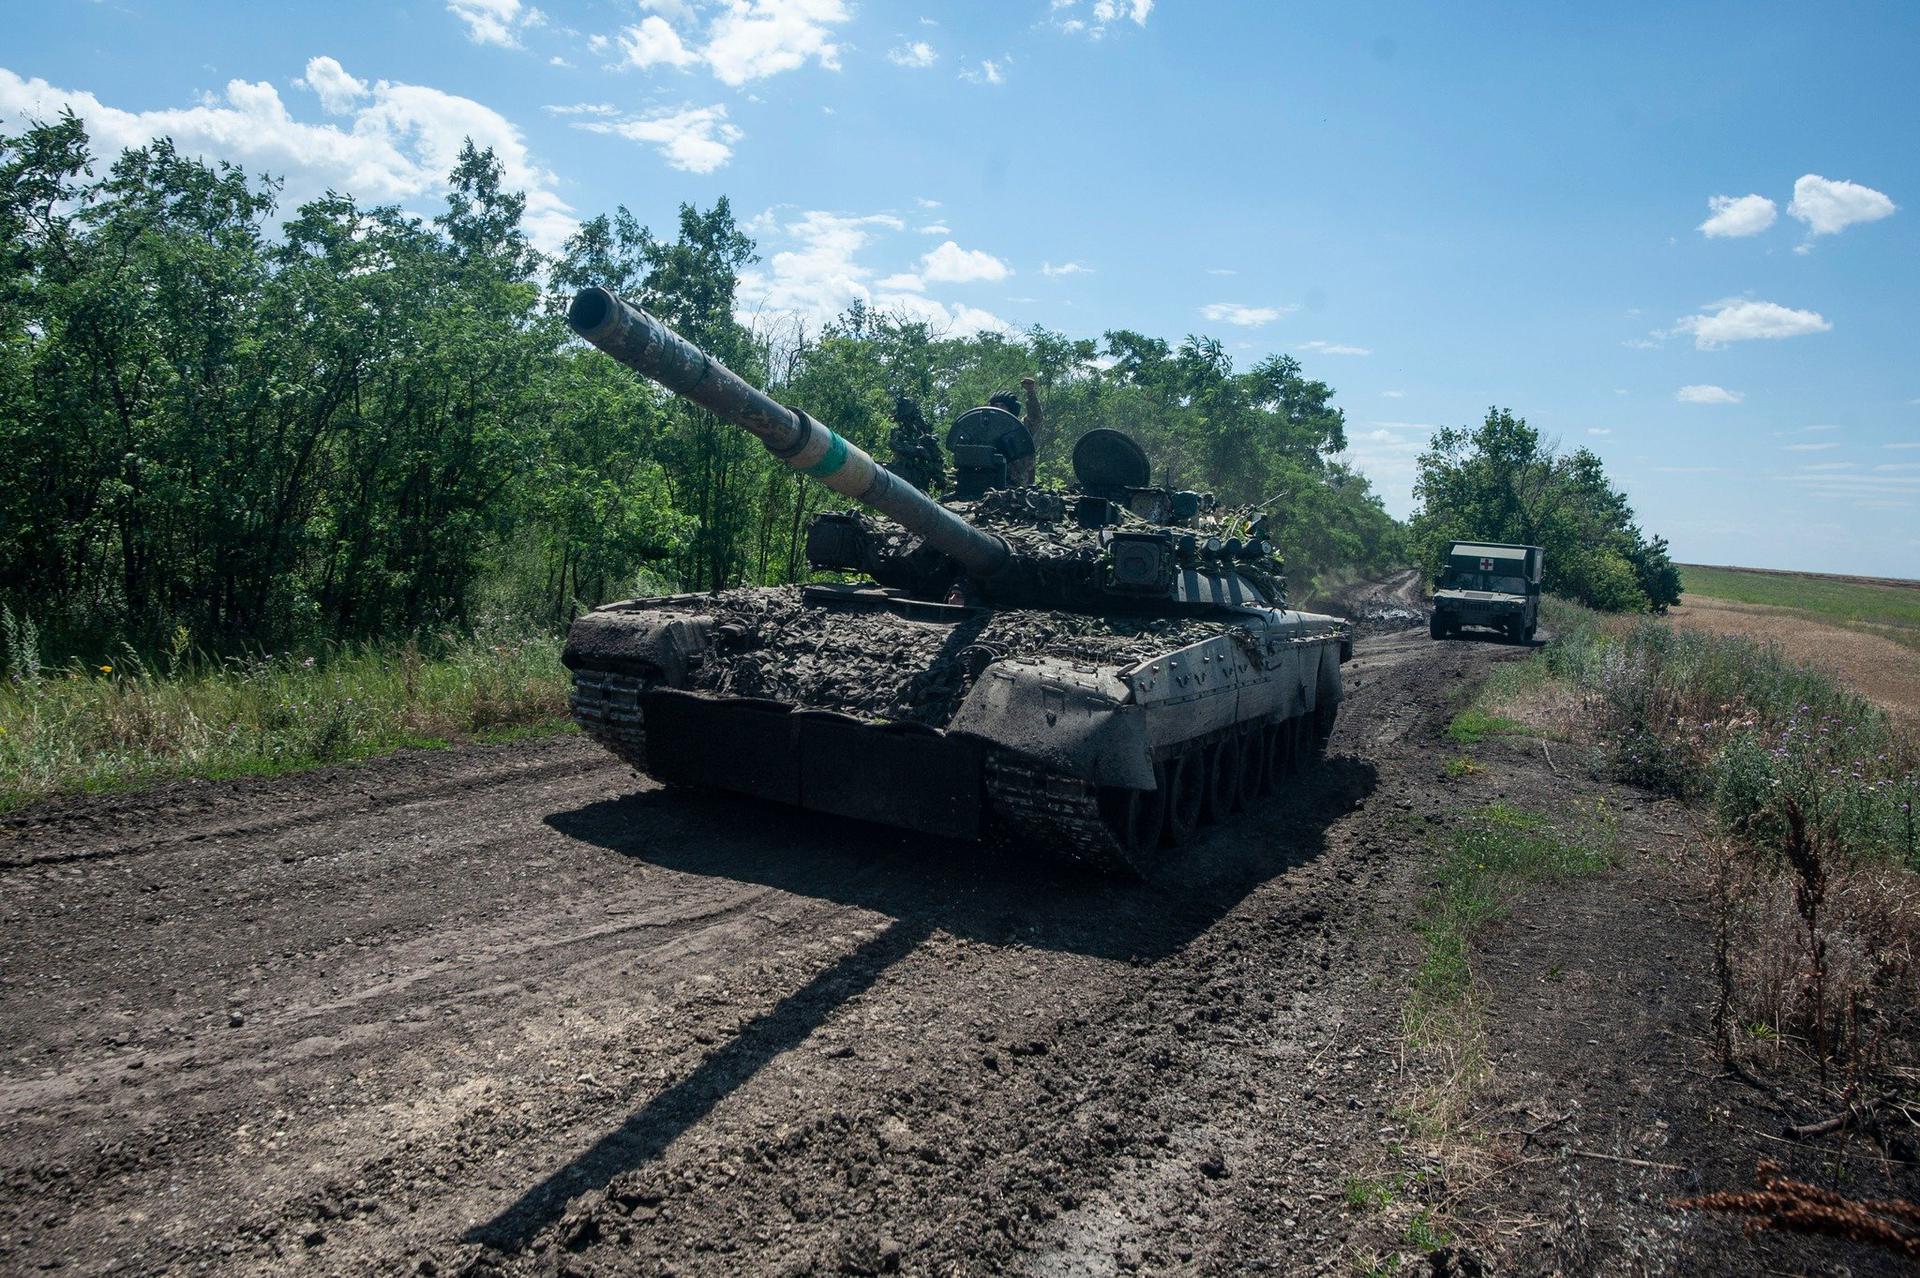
[560,287,1354,873]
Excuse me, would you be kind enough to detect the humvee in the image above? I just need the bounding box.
[1430,541,1542,642]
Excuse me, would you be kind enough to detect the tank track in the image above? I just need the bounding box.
[568,668,650,770]
[571,667,1136,871]
[982,754,1136,874]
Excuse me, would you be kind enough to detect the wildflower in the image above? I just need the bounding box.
[99,664,112,674]
[302,657,316,670]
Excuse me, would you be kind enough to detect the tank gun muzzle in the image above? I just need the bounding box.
[566,287,1009,579]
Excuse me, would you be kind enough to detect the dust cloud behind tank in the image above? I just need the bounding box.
[559,286,1354,873]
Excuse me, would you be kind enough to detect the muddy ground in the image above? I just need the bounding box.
[2,588,1912,1276]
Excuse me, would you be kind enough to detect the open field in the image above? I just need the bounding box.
[4,592,1915,1276]
[1674,564,1920,724]
[1680,563,1920,643]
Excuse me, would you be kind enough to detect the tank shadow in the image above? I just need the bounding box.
[544,754,1376,965]
[468,756,1375,1251]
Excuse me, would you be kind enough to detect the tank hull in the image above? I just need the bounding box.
[565,586,1348,873]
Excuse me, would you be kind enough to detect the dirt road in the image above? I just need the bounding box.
[2,616,1894,1276]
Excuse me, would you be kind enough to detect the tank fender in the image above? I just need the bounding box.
[947,658,1155,790]
[562,610,714,685]
[1317,637,1344,708]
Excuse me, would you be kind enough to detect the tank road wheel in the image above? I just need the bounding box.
[1239,724,1271,803]
[1305,703,1339,766]
[1265,717,1295,786]
[1429,613,1444,640]
[1203,734,1243,824]
[1160,748,1205,847]
[1099,768,1167,864]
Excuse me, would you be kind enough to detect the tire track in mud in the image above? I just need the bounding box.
[0,623,1513,1277]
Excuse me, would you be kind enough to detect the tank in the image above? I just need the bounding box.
[561,286,1354,873]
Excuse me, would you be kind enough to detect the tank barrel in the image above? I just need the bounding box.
[567,286,1009,578]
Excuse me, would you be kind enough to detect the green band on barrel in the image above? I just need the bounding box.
[801,430,849,478]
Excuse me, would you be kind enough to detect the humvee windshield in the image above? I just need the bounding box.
[1444,569,1527,595]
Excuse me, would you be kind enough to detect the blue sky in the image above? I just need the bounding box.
[5,1,1916,575]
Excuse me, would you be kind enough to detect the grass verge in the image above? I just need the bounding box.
[1403,803,1612,1094]
[0,625,570,812]
[1346,802,1612,1273]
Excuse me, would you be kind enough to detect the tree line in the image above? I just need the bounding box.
[1,116,1406,654]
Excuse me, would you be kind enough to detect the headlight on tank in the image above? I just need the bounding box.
[1105,532,1175,593]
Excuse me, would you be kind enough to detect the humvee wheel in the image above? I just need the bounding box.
[1099,766,1167,863]
[1239,724,1271,803]
[1161,748,1204,846]
[1429,614,1444,640]
[1203,734,1243,823]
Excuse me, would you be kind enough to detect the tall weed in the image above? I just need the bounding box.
[0,628,569,811]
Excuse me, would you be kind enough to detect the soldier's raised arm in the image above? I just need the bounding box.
[1019,376,1045,457]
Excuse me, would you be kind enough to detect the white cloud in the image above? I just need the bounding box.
[1655,467,1720,474]
[1799,462,1858,471]
[1381,390,1405,399]
[569,103,743,173]
[1676,384,1743,404]
[1201,302,1286,327]
[917,222,950,234]
[1788,174,1897,236]
[961,58,1007,85]
[298,56,367,115]
[1339,424,1438,519]
[1205,268,1236,276]
[619,16,700,69]
[640,0,697,20]
[1671,299,1830,349]
[703,0,848,86]
[1055,0,1154,36]
[1886,442,1920,451]
[1298,339,1371,356]
[887,41,937,68]
[1783,442,1840,452]
[448,0,541,47]
[1587,427,1612,436]
[920,240,1010,284]
[736,209,1009,337]
[915,196,940,209]
[1697,193,1776,238]
[1041,260,1092,277]
[1878,463,1920,472]
[0,60,575,251]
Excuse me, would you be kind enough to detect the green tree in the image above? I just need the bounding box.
[1409,407,1678,613]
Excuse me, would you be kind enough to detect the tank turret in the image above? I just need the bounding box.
[567,287,1289,616]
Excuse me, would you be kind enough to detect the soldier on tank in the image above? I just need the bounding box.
[885,395,947,494]
[985,382,1044,487]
